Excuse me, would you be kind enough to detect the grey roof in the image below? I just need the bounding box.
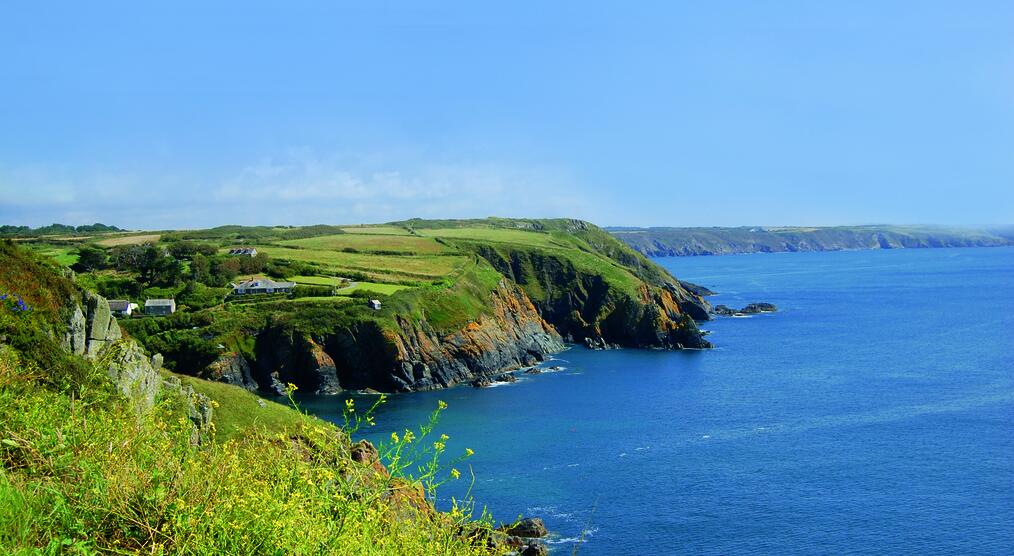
[108,300,130,311]
[233,278,295,290]
[145,298,175,307]
[228,248,258,255]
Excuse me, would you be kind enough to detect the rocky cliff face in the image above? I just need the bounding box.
[472,246,711,350]
[210,250,711,394]
[247,280,564,393]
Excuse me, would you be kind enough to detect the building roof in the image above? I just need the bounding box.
[107,300,130,311]
[228,248,258,255]
[233,278,295,290]
[145,298,176,307]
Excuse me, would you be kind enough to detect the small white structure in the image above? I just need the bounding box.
[231,278,295,295]
[145,299,176,316]
[368,299,382,310]
[108,300,139,316]
[228,248,258,257]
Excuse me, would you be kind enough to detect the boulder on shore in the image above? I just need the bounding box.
[714,302,777,316]
[498,517,548,538]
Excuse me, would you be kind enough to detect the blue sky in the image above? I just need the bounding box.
[2,1,1013,229]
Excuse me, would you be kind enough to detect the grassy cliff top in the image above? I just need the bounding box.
[11,218,700,377]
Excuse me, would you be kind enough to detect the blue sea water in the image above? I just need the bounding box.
[297,247,1014,554]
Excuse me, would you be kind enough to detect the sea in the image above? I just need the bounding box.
[295,246,1014,554]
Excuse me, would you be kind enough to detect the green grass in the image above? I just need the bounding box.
[279,233,447,254]
[286,296,354,304]
[339,225,414,236]
[169,372,311,442]
[415,226,568,249]
[291,275,345,286]
[25,244,79,267]
[0,339,496,556]
[253,246,467,280]
[338,282,413,296]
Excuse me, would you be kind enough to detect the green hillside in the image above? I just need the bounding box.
[0,241,500,555]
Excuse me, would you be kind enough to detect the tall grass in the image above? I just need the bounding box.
[0,346,498,555]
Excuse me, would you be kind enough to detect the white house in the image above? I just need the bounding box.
[108,300,139,316]
[231,278,295,295]
[228,248,258,257]
[368,299,382,310]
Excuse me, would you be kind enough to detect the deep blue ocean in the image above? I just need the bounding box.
[297,247,1014,554]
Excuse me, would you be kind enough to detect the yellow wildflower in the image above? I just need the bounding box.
[437,400,448,410]
[390,431,399,443]
[465,448,474,457]
[450,468,461,480]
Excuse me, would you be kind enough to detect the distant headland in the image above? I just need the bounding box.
[608,225,1014,257]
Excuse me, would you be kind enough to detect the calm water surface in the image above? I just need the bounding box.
[297,247,1014,554]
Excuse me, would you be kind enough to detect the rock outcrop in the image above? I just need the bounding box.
[713,303,778,316]
[204,353,258,391]
[252,280,564,393]
[62,292,122,358]
[59,290,214,442]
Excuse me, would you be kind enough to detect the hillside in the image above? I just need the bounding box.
[609,225,1014,257]
[0,241,518,554]
[15,218,711,395]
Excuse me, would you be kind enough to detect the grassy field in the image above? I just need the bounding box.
[278,233,447,254]
[338,282,412,295]
[254,246,468,281]
[339,225,414,235]
[415,226,568,248]
[95,233,161,247]
[291,275,345,286]
[26,244,79,266]
[291,276,411,295]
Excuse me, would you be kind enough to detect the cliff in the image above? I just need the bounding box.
[249,278,564,393]
[0,241,524,555]
[610,225,1014,257]
[111,218,711,394]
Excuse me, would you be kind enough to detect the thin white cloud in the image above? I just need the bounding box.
[0,151,596,229]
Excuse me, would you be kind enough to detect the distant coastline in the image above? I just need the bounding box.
[608,225,1014,257]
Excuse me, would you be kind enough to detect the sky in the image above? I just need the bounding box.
[2,1,1013,230]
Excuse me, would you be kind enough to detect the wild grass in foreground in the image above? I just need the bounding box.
[0,341,496,555]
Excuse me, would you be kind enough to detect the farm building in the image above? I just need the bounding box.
[368,299,382,310]
[144,299,176,316]
[228,248,258,257]
[108,300,139,316]
[231,278,295,295]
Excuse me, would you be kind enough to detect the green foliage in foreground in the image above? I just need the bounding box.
[0,350,493,555]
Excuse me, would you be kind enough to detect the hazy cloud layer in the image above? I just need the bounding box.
[0,152,595,230]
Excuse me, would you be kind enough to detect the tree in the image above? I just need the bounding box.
[210,257,241,286]
[239,252,269,274]
[74,246,108,272]
[191,253,212,284]
[111,244,183,286]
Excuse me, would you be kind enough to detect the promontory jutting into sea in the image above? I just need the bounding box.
[4,2,1014,554]
[2,219,1013,553]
